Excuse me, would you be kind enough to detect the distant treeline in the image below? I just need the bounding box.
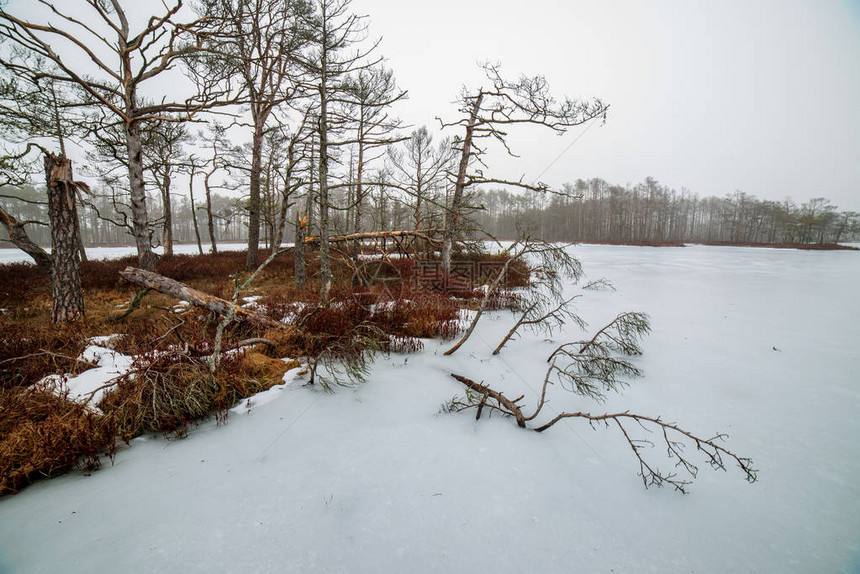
[475,177,859,245]
[3,176,858,250]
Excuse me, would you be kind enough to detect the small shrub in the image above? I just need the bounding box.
[98,349,290,441]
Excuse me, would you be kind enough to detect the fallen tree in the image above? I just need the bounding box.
[119,267,288,331]
[448,371,757,493]
[446,312,758,493]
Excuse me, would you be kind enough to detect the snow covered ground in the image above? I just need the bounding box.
[1,244,858,573]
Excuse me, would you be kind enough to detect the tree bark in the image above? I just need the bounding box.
[204,171,218,253]
[125,118,158,271]
[294,202,307,288]
[353,112,365,255]
[272,144,295,250]
[188,170,204,255]
[45,153,85,323]
[0,152,87,324]
[161,167,174,257]
[246,121,267,270]
[450,374,526,428]
[318,69,332,301]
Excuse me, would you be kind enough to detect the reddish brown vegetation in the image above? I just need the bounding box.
[98,351,286,441]
[0,384,116,495]
[0,247,528,493]
[698,241,858,251]
[1,324,90,389]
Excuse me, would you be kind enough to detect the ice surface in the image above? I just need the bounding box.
[0,244,858,573]
[0,242,248,265]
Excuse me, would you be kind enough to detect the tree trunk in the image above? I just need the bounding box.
[75,207,88,263]
[246,123,265,270]
[353,136,364,256]
[293,209,305,292]
[44,153,84,323]
[442,92,483,273]
[318,73,332,301]
[161,168,174,257]
[296,144,315,289]
[0,206,53,274]
[125,118,157,271]
[272,146,294,250]
[189,170,204,255]
[414,151,423,232]
[204,171,218,254]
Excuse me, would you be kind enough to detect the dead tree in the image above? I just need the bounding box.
[198,124,243,254]
[438,63,608,272]
[184,154,205,255]
[298,0,385,301]
[0,54,91,322]
[0,152,89,323]
[492,294,583,355]
[492,238,606,355]
[145,119,190,258]
[119,266,289,331]
[338,65,406,241]
[447,313,758,492]
[269,107,314,250]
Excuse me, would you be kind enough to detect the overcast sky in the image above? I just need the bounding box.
[4,0,858,211]
[352,0,860,210]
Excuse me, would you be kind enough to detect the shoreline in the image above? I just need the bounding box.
[569,240,858,250]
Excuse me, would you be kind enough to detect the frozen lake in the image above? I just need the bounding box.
[0,242,247,265]
[0,244,858,573]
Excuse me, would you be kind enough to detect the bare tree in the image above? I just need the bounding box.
[0,0,230,271]
[387,126,454,235]
[438,63,608,271]
[293,131,316,288]
[198,0,309,269]
[145,119,189,257]
[339,66,405,239]
[182,154,206,254]
[297,0,386,301]
[270,111,315,250]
